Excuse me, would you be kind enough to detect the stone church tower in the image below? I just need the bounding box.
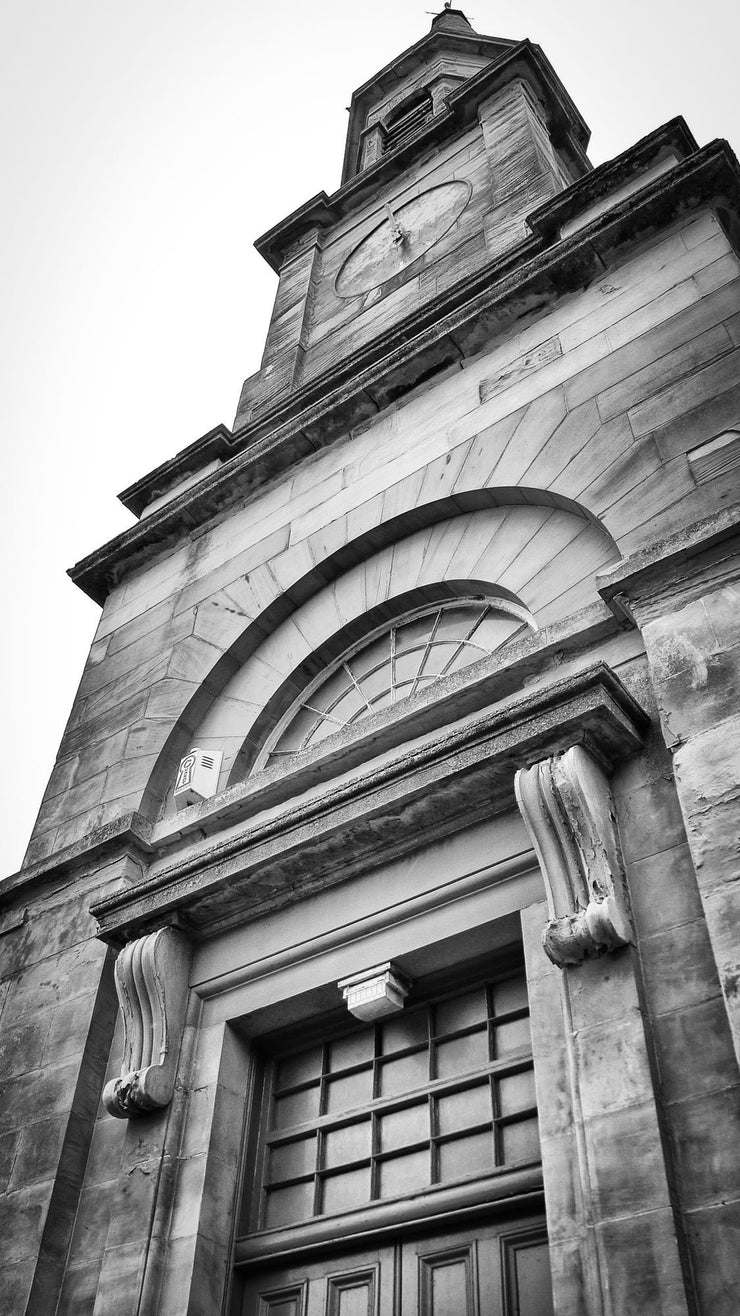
[2,10,740,1313]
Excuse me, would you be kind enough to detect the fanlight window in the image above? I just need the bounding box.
[257,598,532,771]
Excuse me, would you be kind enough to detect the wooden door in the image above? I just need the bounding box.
[240,1215,553,1316]
[240,1242,395,1316]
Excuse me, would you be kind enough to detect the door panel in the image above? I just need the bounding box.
[503,1232,554,1316]
[252,1282,307,1316]
[241,1217,552,1315]
[418,1245,478,1316]
[242,1248,393,1316]
[326,1265,379,1316]
[402,1222,503,1316]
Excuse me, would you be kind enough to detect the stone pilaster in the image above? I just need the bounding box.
[522,904,691,1315]
[600,511,740,1069]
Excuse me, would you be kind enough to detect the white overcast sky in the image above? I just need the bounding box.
[1,0,738,876]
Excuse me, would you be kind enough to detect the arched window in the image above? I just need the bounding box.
[383,89,434,153]
[254,596,532,772]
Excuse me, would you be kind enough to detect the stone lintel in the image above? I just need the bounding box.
[90,663,648,944]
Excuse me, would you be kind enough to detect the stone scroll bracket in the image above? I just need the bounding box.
[103,926,192,1119]
[515,745,633,968]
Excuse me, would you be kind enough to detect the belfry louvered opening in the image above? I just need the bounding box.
[383,90,434,153]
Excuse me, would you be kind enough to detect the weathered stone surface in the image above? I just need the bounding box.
[103,928,191,1119]
[4,15,740,1316]
[516,745,633,966]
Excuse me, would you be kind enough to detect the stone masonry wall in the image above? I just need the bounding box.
[21,210,740,868]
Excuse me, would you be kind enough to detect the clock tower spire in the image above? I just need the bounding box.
[235,11,591,429]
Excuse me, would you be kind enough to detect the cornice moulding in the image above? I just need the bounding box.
[2,603,622,903]
[68,140,740,605]
[89,663,648,945]
[598,503,740,620]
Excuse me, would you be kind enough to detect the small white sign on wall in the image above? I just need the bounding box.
[174,747,223,810]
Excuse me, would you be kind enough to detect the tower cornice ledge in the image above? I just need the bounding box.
[68,138,740,605]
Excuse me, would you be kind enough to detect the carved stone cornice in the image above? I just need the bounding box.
[103,927,191,1119]
[91,664,648,945]
[515,745,633,967]
[68,140,740,604]
[598,504,740,624]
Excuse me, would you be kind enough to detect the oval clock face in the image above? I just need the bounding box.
[335,179,472,300]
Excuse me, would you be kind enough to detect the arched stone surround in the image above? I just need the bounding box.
[148,492,619,814]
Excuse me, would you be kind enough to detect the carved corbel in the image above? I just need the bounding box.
[515,745,633,968]
[103,926,191,1119]
[338,962,411,1020]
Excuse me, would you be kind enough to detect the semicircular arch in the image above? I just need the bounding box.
[148,494,619,817]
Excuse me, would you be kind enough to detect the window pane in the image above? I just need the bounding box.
[325,1068,373,1114]
[356,660,391,703]
[438,1130,493,1182]
[474,613,524,651]
[441,642,490,677]
[498,1068,536,1117]
[329,1031,375,1071]
[268,1135,317,1183]
[323,686,366,727]
[349,634,389,680]
[378,1149,429,1199]
[379,1102,428,1152]
[264,1180,315,1228]
[276,1047,323,1090]
[436,1083,491,1136]
[501,1117,540,1164]
[379,1050,428,1097]
[415,639,464,680]
[393,648,426,689]
[435,990,487,1036]
[494,1016,531,1059]
[321,1166,371,1215]
[493,977,529,1016]
[323,1119,372,1168]
[381,1010,428,1053]
[309,668,351,714]
[435,1030,488,1079]
[272,1084,321,1131]
[396,613,437,649]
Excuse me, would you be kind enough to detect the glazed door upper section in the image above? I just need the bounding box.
[235,964,553,1316]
